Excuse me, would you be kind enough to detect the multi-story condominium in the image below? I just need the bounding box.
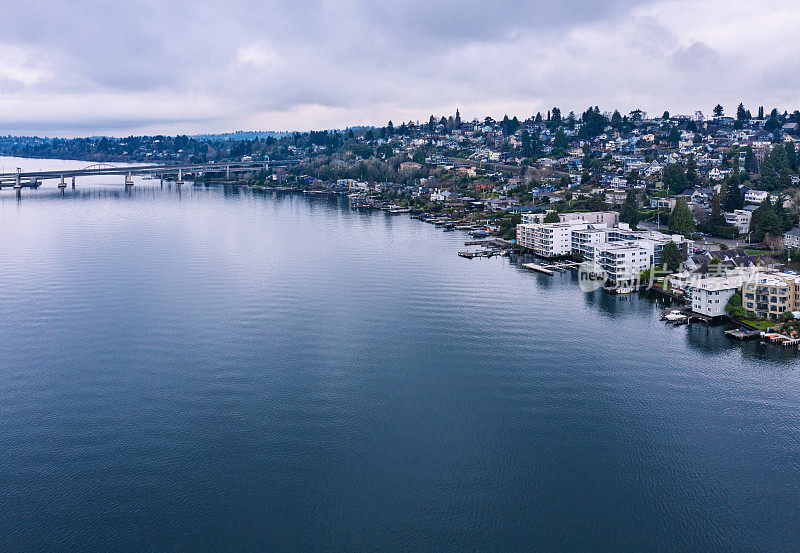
[571,225,610,261]
[605,225,693,265]
[685,277,740,318]
[595,241,653,284]
[521,211,619,227]
[517,220,589,257]
[517,220,693,277]
[742,273,800,320]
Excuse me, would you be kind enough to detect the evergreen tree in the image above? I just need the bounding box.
[520,129,532,157]
[619,190,640,229]
[663,163,688,195]
[455,109,461,127]
[750,199,783,242]
[551,130,569,156]
[543,211,561,223]
[710,191,723,225]
[737,103,748,121]
[786,142,798,172]
[760,156,777,190]
[661,241,683,273]
[662,110,670,119]
[585,193,608,211]
[758,106,764,119]
[577,107,609,139]
[765,115,781,134]
[686,154,699,187]
[667,127,680,145]
[668,198,696,235]
[724,158,744,211]
[713,104,724,118]
[550,107,562,127]
[744,147,757,173]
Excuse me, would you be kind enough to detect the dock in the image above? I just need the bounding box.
[464,238,515,249]
[522,263,554,275]
[521,260,580,274]
[725,329,761,340]
[761,332,800,347]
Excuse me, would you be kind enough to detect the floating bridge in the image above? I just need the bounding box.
[0,160,295,190]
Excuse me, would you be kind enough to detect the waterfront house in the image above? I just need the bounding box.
[685,277,740,318]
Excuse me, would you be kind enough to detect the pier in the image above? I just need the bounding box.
[760,332,800,347]
[725,329,761,340]
[522,261,580,275]
[522,263,554,275]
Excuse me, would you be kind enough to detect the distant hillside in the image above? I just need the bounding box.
[192,130,291,140]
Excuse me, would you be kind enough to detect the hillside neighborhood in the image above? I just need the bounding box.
[6,104,800,325]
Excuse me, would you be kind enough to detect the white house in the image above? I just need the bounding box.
[744,189,769,205]
[784,229,800,249]
[430,189,453,202]
[724,209,753,234]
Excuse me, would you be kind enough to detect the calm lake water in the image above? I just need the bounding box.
[1,157,799,552]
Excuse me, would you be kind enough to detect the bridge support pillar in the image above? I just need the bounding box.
[13,173,21,190]
[226,165,230,180]
[58,175,67,189]
[125,172,134,186]
[176,168,184,185]
[71,176,76,189]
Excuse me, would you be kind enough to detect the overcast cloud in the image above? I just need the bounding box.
[1,0,798,136]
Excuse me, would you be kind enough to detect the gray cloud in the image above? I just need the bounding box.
[0,0,798,135]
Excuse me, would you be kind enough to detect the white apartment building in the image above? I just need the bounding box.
[606,225,693,266]
[521,211,619,227]
[596,241,654,284]
[685,277,739,318]
[571,225,609,261]
[517,220,589,257]
[517,219,693,281]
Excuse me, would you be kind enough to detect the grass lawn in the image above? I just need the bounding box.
[738,317,775,330]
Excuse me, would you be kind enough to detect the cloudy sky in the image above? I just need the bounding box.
[1,0,798,136]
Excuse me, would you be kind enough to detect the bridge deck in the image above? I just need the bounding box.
[0,160,297,185]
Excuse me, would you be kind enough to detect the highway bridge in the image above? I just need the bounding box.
[0,160,296,189]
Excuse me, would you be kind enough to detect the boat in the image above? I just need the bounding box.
[663,310,687,322]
